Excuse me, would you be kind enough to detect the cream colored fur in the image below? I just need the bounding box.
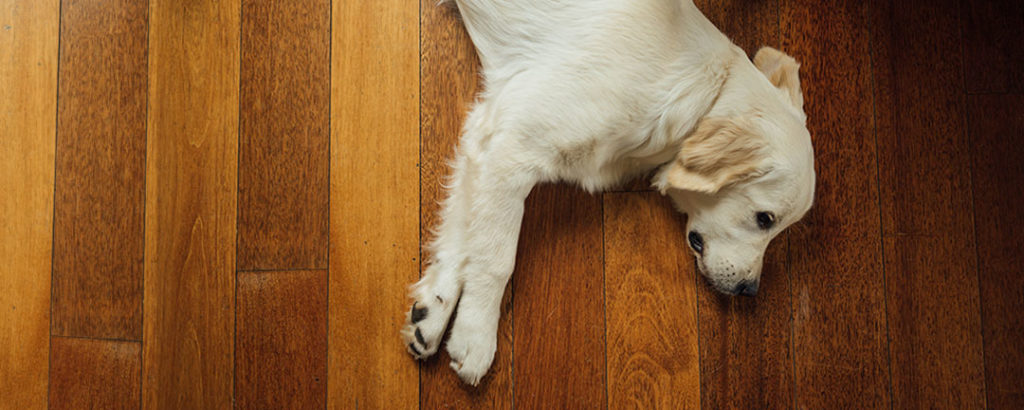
[401,0,816,386]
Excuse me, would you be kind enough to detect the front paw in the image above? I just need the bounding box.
[445,322,497,386]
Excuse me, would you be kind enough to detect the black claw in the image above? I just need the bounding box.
[414,328,427,347]
[408,342,422,356]
[411,302,428,323]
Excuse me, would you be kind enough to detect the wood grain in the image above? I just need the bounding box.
[871,1,986,407]
[236,270,327,409]
[0,1,58,407]
[604,192,699,409]
[781,0,891,408]
[51,0,147,341]
[419,2,515,407]
[142,0,239,408]
[238,0,330,271]
[327,0,420,407]
[691,2,796,408]
[49,337,141,410]
[969,94,1024,409]
[513,185,606,409]
[960,0,1024,93]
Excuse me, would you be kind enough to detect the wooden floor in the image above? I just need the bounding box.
[1,0,1021,408]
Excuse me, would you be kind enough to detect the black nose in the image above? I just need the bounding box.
[687,231,704,255]
[734,280,759,297]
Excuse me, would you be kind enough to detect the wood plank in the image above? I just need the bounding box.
[780,0,891,407]
[513,185,605,408]
[50,337,141,410]
[960,0,1024,93]
[690,2,797,408]
[238,0,330,271]
[142,0,239,408]
[604,192,699,409]
[418,2,515,407]
[969,94,1024,409]
[870,1,986,407]
[52,0,147,341]
[327,0,419,407]
[236,270,327,409]
[0,1,59,407]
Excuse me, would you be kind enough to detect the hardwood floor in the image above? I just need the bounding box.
[1,0,1021,408]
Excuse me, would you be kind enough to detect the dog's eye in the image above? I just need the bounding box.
[756,212,775,230]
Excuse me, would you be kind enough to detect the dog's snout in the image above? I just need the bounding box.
[734,280,759,297]
[687,231,704,255]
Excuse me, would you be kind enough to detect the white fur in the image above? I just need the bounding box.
[403,0,815,385]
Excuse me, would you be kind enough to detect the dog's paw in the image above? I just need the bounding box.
[401,295,453,360]
[445,323,497,386]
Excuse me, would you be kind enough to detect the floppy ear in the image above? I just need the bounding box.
[753,47,803,111]
[658,117,767,194]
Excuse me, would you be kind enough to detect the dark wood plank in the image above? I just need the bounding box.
[781,0,891,407]
[513,185,605,408]
[870,1,986,407]
[690,2,797,408]
[143,0,239,407]
[969,94,1024,409]
[327,0,420,406]
[419,2,515,407]
[238,0,330,271]
[52,0,147,341]
[0,1,59,406]
[236,270,327,409]
[960,0,1024,94]
[50,337,141,410]
[604,192,699,409]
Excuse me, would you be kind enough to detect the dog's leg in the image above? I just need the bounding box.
[444,157,535,386]
[402,152,472,359]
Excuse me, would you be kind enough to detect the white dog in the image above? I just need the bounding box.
[402,0,815,385]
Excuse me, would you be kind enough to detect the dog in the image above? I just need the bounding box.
[402,0,816,385]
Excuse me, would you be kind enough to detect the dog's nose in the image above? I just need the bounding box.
[687,231,704,255]
[734,280,759,297]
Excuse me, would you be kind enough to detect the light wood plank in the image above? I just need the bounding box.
[238,0,330,271]
[142,0,239,408]
[781,0,891,407]
[871,0,986,407]
[236,270,327,409]
[604,192,699,409]
[0,1,59,407]
[52,0,147,341]
[50,337,141,410]
[328,0,420,407]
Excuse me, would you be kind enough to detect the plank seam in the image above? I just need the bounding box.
[49,1,66,407]
[141,0,152,407]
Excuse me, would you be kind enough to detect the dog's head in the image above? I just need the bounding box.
[655,47,815,296]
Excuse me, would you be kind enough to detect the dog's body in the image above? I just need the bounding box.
[403,0,815,385]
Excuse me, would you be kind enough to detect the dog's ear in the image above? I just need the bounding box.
[753,47,803,111]
[657,117,768,194]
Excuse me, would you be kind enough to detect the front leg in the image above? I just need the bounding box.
[444,158,535,385]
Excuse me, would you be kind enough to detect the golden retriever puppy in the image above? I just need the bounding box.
[402,0,815,385]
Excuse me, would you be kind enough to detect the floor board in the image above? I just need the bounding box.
[781,0,892,407]
[513,185,606,409]
[327,0,420,407]
[0,1,59,407]
[52,0,147,342]
[969,94,1024,410]
[236,270,327,409]
[49,337,141,410]
[871,0,986,407]
[604,192,700,409]
[142,1,240,407]
[238,0,330,271]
